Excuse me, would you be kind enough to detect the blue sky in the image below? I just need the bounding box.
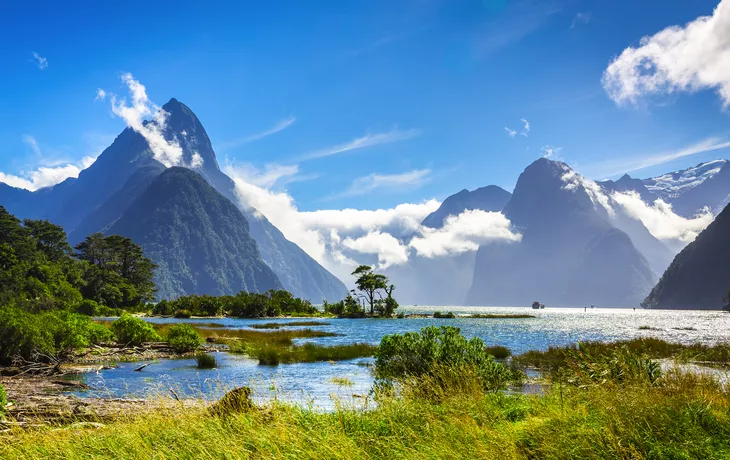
[1,0,729,212]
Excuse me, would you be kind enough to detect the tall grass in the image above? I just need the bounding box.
[3,366,730,459]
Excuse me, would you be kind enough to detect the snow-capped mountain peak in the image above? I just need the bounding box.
[644,160,728,199]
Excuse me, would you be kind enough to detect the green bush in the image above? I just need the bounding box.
[173,310,192,319]
[433,311,455,319]
[166,323,202,353]
[74,299,100,316]
[195,353,217,369]
[110,314,161,346]
[375,326,519,392]
[0,306,112,363]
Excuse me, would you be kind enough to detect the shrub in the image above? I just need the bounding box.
[195,353,217,369]
[375,326,519,392]
[173,310,191,319]
[0,307,113,363]
[433,311,455,319]
[166,323,202,353]
[152,299,174,316]
[74,299,100,316]
[485,345,511,360]
[110,314,161,346]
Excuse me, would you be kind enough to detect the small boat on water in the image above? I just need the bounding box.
[532,301,545,310]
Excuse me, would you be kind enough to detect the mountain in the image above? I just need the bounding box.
[0,98,347,302]
[643,160,730,217]
[599,174,659,204]
[421,185,511,228]
[107,167,282,299]
[465,158,655,307]
[642,201,730,310]
[387,185,511,306]
[156,99,348,302]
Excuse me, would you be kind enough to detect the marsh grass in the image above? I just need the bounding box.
[3,366,730,459]
[514,337,730,372]
[249,321,331,330]
[195,353,217,369]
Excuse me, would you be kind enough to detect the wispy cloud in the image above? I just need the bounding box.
[476,0,561,56]
[520,118,530,136]
[505,118,530,138]
[32,52,48,70]
[582,137,730,178]
[303,128,421,161]
[334,168,432,198]
[95,89,107,101]
[541,145,562,159]
[218,116,296,150]
[224,162,317,189]
[570,12,592,30]
[22,135,41,157]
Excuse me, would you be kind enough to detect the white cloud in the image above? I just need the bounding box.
[520,118,530,136]
[190,152,204,168]
[336,169,432,198]
[106,73,184,168]
[561,165,615,215]
[582,137,730,178]
[611,190,714,247]
[104,73,202,169]
[0,135,99,191]
[542,145,562,159]
[303,128,421,160]
[505,127,517,137]
[95,89,107,101]
[559,163,714,252]
[32,52,48,70]
[342,232,409,268]
[0,164,83,191]
[603,0,730,107]
[224,162,521,279]
[409,210,522,258]
[218,117,296,150]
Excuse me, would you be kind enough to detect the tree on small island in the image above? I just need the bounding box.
[350,265,397,317]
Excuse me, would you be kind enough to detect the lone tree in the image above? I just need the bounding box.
[351,265,391,316]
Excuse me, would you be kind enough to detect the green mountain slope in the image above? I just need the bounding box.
[642,202,730,310]
[107,167,282,299]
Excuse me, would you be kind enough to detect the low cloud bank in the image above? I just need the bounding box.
[225,163,522,280]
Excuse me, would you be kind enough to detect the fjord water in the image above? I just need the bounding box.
[77,306,730,408]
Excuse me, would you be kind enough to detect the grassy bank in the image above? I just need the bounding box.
[2,368,728,459]
[514,337,730,371]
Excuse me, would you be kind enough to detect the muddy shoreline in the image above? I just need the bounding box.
[0,343,222,428]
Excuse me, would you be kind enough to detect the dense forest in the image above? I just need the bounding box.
[0,206,156,314]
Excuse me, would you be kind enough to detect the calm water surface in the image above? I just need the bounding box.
[77,306,730,408]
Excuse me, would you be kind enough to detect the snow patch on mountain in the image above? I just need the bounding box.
[644,160,728,198]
